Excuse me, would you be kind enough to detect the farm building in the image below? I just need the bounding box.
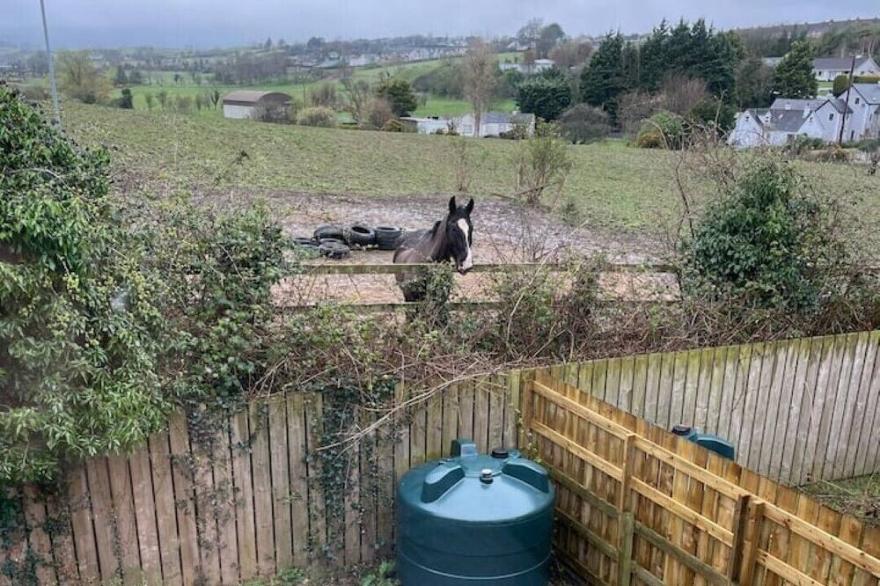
[401,112,537,137]
[221,90,292,120]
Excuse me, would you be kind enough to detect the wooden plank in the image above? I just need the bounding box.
[821,333,858,480]
[632,438,744,498]
[810,336,846,482]
[715,346,738,441]
[286,393,310,567]
[863,346,880,475]
[128,447,162,585]
[663,439,690,584]
[704,346,728,437]
[249,402,276,576]
[669,351,689,428]
[643,353,662,425]
[441,382,460,455]
[635,520,729,586]
[730,344,755,467]
[756,550,825,586]
[831,332,869,480]
[532,381,630,439]
[359,407,377,565]
[556,509,618,560]
[791,336,828,485]
[738,501,764,585]
[268,397,293,571]
[168,415,200,585]
[22,486,57,585]
[757,341,791,477]
[43,488,79,585]
[106,455,142,584]
[828,512,864,586]
[472,376,491,453]
[779,338,811,485]
[305,393,327,561]
[746,342,775,473]
[392,381,410,550]
[148,430,184,586]
[457,378,475,445]
[85,458,120,583]
[631,354,650,420]
[230,411,257,581]
[376,420,395,558]
[488,375,505,451]
[604,357,621,406]
[681,349,703,429]
[409,394,427,469]
[344,418,361,566]
[847,331,880,477]
[694,347,715,431]
[426,387,444,460]
[212,424,239,586]
[191,439,220,586]
[505,371,521,450]
[618,356,637,413]
[531,420,624,482]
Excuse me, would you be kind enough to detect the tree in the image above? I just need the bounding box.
[144,92,155,110]
[537,23,566,58]
[462,40,497,137]
[118,88,134,109]
[772,41,818,99]
[114,66,128,87]
[580,33,627,123]
[638,20,670,92]
[550,40,593,69]
[517,18,543,48]
[735,57,775,108]
[156,90,168,109]
[558,104,611,143]
[375,78,418,117]
[516,74,572,121]
[342,78,373,125]
[57,51,111,104]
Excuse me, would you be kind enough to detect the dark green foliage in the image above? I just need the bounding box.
[117,88,133,109]
[772,41,819,99]
[682,158,848,312]
[558,104,611,143]
[516,73,573,121]
[636,111,686,149]
[735,57,775,108]
[375,78,418,117]
[688,98,736,132]
[0,87,170,484]
[833,74,851,96]
[580,33,627,122]
[536,23,566,58]
[412,61,464,98]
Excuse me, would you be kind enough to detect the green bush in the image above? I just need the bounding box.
[687,98,736,133]
[0,86,171,484]
[515,75,573,121]
[636,111,685,149]
[558,103,611,144]
[681,158,849,312]
[297,106,337,127]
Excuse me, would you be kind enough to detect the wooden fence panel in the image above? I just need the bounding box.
[527,373,880,586]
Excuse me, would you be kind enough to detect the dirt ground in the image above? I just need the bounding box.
[204,190,677,306]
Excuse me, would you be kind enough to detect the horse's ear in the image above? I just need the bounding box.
[465,198,474,215]
[448,196,457,214]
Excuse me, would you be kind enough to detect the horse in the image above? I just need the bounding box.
[393,196,474,302]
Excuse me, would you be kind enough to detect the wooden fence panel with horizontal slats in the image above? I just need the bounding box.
[525,372,880,586]
[2,330,879,585]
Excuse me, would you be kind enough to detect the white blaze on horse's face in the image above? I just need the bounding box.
[457,218,473,273]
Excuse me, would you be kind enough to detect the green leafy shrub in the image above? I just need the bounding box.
[515,74,573,121]
[0,86,171,484]
[297,106,337,127]
[558,103,611,144]
[687,98,736,133]
[681,157,849,312]
[636,111,686,149]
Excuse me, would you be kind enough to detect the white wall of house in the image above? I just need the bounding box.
[728,112,768,148]
[223,104,255,119]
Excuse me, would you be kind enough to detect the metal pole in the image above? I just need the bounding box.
[838,55,855,146]
[39,0,61,128]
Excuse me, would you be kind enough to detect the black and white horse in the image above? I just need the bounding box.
[393,196,474,302]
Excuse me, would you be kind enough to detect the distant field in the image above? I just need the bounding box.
[61,102,879,236]
[111,54,520,119]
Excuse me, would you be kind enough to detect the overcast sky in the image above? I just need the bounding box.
[4,0,878,49]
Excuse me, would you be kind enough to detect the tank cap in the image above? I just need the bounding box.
[672,424,693,436]
[491,447,509,459]
[479,468,494,484]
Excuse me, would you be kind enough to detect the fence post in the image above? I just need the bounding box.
[617,434,637,586]
[737,500,764,585]
[518,372,534,454]
[727,494,751,585]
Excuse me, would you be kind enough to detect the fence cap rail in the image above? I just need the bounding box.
[296,261,678,276]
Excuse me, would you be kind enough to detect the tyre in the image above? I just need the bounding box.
[318,240,351,260]
[318,237,346,246]
[292,237,317,247]
[345,224,377,248]
[314,224,345,241]
[375,226,403,251]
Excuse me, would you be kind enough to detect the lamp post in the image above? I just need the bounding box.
[39,0,61,128]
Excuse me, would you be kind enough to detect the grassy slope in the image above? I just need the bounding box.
[62,102,879,235]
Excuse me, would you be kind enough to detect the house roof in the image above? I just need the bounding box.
[851,83,880,104]
[813,56,874,71]
[822,97,854,114]
[222,90,291,106]
[770,98,825,111]
[768,109,811,133]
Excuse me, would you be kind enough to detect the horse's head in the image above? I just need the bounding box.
[445,196,474,274]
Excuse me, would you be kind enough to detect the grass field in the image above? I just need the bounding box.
[60,101,879,236]
[801,475,879,525]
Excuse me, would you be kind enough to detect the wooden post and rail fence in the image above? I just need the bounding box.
[2,330,879,585]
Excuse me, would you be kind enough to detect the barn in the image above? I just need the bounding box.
[221,90,292,120]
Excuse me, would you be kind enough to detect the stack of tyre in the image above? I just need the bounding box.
[291,224,403,259]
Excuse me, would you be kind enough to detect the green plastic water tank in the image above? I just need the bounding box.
[396,439,555,585]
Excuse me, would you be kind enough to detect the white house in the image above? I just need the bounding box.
[400,116,453,134]
[499,59,556,75]
[401,112,536,138]
[728,97,856,148]
[222,91,292,120]
[812,56,880,82]
[839,83,880,140]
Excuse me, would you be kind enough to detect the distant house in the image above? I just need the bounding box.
[812,56,880,82]
[456,112,536,137]
[401,112,536,138]
[728,97,856,147]
[499,59,556,75]
[842,83,880,140]
[222,91,292,120]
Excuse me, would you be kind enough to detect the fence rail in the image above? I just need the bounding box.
[298,261,678,276]
[526,373,880,586]
[2,331,879,585]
